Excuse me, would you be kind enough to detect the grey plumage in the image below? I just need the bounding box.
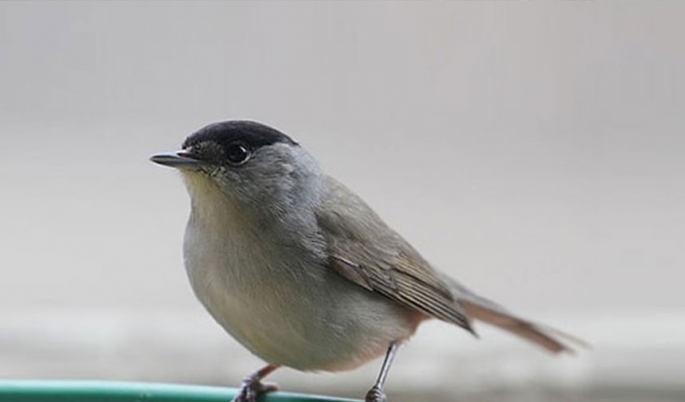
[151,120,583,402]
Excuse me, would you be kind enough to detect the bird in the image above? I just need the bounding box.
[150,120,582,402]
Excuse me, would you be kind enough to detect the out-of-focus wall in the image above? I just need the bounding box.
[1,2,683,401]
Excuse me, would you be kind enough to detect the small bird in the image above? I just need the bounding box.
[150,121,581,402]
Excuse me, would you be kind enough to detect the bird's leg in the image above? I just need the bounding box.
[365,342,400,402]
[231,364,280,402]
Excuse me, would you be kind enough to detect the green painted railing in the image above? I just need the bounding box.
[0,381,357,402]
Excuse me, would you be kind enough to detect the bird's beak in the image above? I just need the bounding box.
[150,151,204,169]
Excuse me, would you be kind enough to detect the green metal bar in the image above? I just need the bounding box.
[0,381,358,402]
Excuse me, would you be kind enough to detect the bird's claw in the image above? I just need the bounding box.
[231,378,279,402]
[364,385,387,402]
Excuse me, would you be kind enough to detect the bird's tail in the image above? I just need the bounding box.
[445,276,588,354]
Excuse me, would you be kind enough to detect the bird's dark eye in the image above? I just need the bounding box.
[225,141,251,165]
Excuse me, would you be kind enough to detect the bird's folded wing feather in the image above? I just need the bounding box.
[315,176,474,333]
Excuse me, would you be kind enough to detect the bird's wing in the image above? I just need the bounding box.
[315,177,585,355]
[315,176,475,333]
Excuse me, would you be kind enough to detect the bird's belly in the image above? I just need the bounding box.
[184,232,421,371]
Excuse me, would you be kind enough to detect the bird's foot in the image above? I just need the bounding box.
[364,385,387,402]
[231,377,279,402]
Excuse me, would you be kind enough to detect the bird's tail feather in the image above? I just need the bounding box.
[460,300,585,354]
[445,277,588,354]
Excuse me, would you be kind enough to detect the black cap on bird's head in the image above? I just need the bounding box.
[182,121,298,151]
[150,120,298,169]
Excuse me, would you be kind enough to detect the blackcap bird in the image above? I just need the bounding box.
[150,121,582,402]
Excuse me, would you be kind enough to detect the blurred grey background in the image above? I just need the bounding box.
[1,2,684,402]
